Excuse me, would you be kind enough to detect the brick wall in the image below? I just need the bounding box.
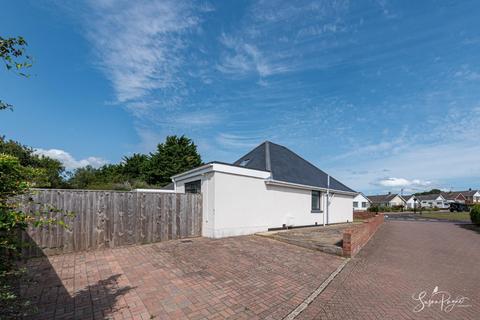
[353,211,377,220]
[342,214,384,257]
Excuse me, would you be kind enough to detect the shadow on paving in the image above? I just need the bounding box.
[457,223,480,235]
[12,234,134,320]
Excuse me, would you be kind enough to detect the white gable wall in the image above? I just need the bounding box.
[389,195,406,207]
[353,193,370,211]
[474,191,480,203]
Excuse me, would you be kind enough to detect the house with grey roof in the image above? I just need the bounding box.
[456,189,480,204]
[353,192,371,211]
[441,191,466,204]
[415,193,448,208]
[402,195,418,209]
[367,193,406,208]
[170,141,356,238]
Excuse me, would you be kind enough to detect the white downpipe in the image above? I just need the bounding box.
[326,175,330,225]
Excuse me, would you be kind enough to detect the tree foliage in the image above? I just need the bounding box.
[0,136,65,188]
[0,154,71,317]
[67,135,203,190]
[414,189,442,196]
[0,36,33,110]
[145,136,203,186]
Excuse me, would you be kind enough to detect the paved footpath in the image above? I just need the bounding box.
[298,221,480,320]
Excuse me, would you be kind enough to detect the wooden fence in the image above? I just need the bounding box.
[20,189,202,256]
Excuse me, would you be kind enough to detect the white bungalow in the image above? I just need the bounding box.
[171,141,356,238]
[416,194,448,208]
[353,193,371,211]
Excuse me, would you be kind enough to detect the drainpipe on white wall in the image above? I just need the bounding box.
[326,175,330,225]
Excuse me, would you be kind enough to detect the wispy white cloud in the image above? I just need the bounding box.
[373,177,431,188]
[84,0,201,105]
[34,148,107,170]
[173,113,221,126]
[454,65,480,81]
[217,34,277,77]
[217,0,350,78]
[216,133,261,149]
[330,105,480,193]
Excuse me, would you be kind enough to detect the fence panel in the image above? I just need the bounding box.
[21,189,202,256]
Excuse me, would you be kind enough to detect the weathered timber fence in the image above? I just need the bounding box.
[20,189,202,256]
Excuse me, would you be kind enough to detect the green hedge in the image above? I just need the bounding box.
[470,205,480,225]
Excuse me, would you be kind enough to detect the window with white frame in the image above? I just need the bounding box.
[353,201,358,208]
[362,202,367,208]
[311,191,321,212]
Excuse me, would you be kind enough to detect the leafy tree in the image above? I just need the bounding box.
[0,36,33,110]
[66,135,203,190]
[0,136,65,188]
[414,189,442,196]
[122,153,149,181]
[146,136,203,186]
[0,154,70,317]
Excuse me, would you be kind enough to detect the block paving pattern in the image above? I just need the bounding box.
[22,235,343,319]
[298,221,480,320]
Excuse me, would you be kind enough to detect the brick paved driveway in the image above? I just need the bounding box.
[298,221,480,320]
[22,236,343,320]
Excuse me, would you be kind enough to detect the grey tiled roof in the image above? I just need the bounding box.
[441,192,465,201]
[456,190,478,197]
[367,194,400,203]
[233,141,355,193]
[415,194,443,201]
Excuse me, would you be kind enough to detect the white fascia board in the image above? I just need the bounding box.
[211,163,271,179]
[172,163,271,182]
[265,179,356,196]
[171,164,214,181]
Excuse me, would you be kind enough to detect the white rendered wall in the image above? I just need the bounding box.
[353,194,370,211]
[327,193,354,224]
[389,195,406,207]
[212,172,353,237]
[175,170,354,238]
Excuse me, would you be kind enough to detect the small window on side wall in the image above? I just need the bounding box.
[185,180,201,194]
[353,201,358,208]
[311,191,321,212]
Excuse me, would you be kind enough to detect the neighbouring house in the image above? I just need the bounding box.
[367,193,406,208]
[441,192,466,204]
[353,193,371,211]
[403,195,419,209]
[171,141,356,238]
[457,189,480,204]
[415,194,448,208]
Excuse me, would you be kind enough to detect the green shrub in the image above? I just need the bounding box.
[470,205,480,225]
[368,206,379,213]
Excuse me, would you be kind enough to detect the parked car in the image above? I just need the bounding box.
[449,202,470,212]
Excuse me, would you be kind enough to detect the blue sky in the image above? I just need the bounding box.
[1,0,480,194]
